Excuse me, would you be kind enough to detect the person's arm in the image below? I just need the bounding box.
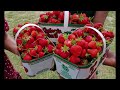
[103,50,116,67]
[93,11,109,25]
[4,32,19,56]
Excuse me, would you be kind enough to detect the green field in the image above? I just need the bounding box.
[4,11,116,79]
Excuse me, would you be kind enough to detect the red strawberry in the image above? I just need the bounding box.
[79,16,90,24]
[53,11,61,17]
[47,44,54,53]
[46,11,54,18]
[16,39,22,45]
[59,45,70,59]
[50,18,58,23]
[85,35,93,42]
[80,49,87,58]
[54,48,60,55]
[70,45,82,56]
[56,43,63,49]
[94,23,103,29]
[76,29,84,37]
[87,49,99,58]
[39,14,48,22]
[13,27,19,35]
[76,39,86,48]
[59,51,70,59]
[23,54,32,61]
[39,52,45,58]
[29,49,37,57]
[64,39,72,48]
[58,12,64,22]
[39,38,49,47]
[29,26,36,33]
[71,13,79,22]
[68,34,76,40]
[31,30,37,38]
[17,24,23,27]
[97,46,102,52]
[84,41,88,49]
[69,55,81,64]
[36,45,42,53]
[58,34,67,44]
[27,36,35,44]
[88,41,97,49]
[36,32,45,39]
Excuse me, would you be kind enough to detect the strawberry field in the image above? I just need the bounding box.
[4,11,116,79]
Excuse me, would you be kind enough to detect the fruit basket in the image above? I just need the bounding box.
[14,23,55,76]
[38,11,91,43]
[53,25,114,79]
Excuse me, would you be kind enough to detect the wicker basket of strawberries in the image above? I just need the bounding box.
[53,23,114,79]
[13,23,55,76]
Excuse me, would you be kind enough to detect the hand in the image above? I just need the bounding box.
[4,32,20,56]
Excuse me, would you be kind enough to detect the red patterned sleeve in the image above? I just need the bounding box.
[4,19,9,32]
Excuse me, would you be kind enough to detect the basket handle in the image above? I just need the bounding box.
[64,11,69,28]
[15,23,55,46]
[84,26,106,79]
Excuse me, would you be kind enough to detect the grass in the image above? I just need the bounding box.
[4,11,116,79]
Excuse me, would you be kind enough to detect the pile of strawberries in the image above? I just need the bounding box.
[39,11,91,24]
[13,23,54,61]
[54,23,114,66]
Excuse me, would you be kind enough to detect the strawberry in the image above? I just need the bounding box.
[68,34,76,40]
[80,49,87,58]
[13,27,19,35]
[17,24,23,27]
[31,30,37,38]
[46,44,54,53]
[97,46,102,52]
[58,34,67,44]
[29,26,36,33]
[27,36,35,44]
[79,15,90,24]
[50,18,58,23]
[88,41,97,49]
[46,11,54,18]
[39,38,49,47]
[54,48,60,55]
[69,55,81,64]
[36,45,42,53]
[71,13,79,22]
[76,39,86,48]
[39,14,48,22]
[85,35,93,42]
[70,45,82,57]
[56,43,63,49]
[58,12,64,22]
[87,49,99,58]
[39,52,45,58]
[94,23,103,29]
[59,51,70,59]
[59,45,70,59]
[76,29,84,37]
[16,39,22,45]
[53,11,61,17]
[29,49,37,57]
[64,39,72,48]
[28,43,36,48]
[84,41,88,49]
[36,32,45,39]
[23,54,32,61]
